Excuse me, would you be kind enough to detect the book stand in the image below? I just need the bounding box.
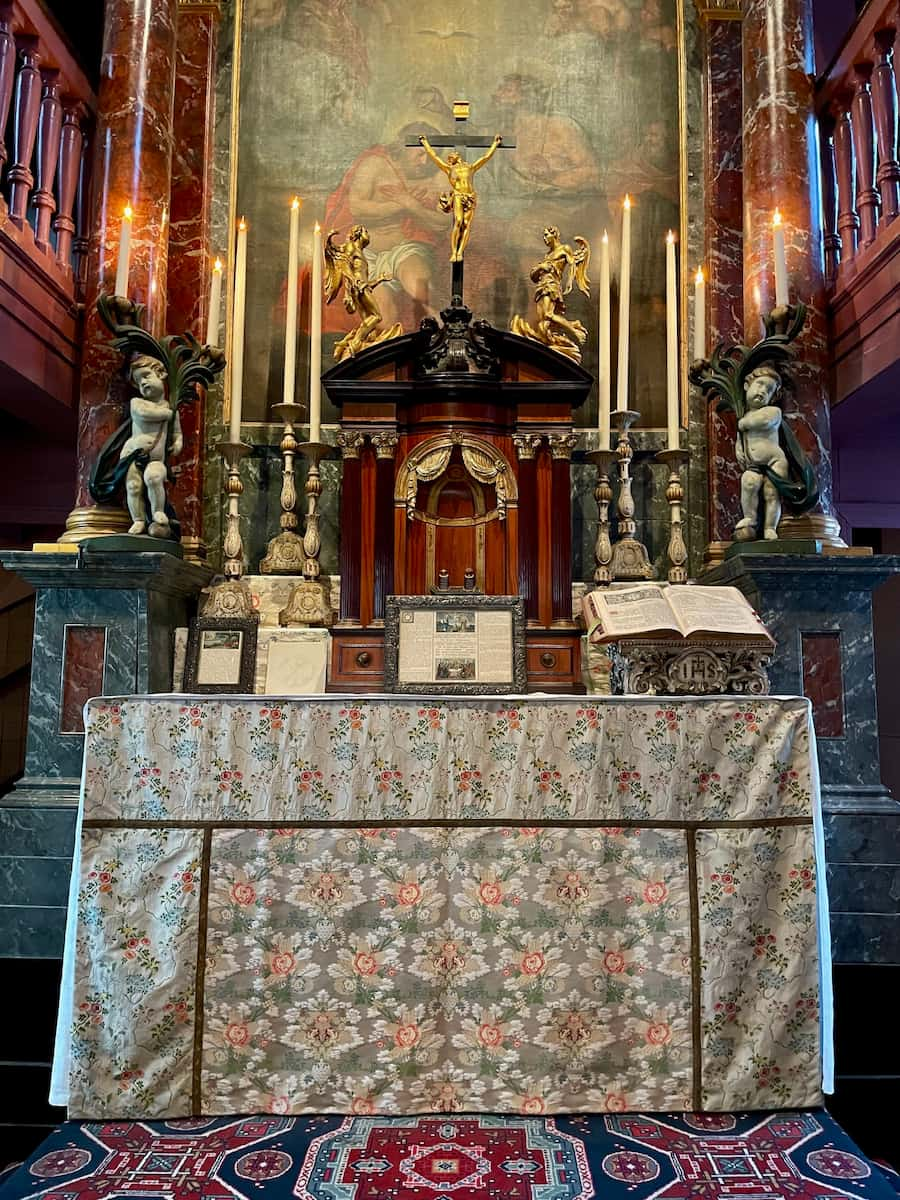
[606,635,774,696]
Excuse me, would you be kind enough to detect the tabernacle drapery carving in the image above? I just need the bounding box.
[398,435,515,521]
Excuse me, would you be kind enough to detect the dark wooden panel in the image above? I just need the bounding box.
[526,631,583,693]
[329,632,385,691]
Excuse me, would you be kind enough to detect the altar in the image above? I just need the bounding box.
[52,692,831,1121]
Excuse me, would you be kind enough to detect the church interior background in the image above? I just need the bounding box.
[1,0,900,1186]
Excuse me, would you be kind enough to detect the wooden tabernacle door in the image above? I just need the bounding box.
[322,299,592,692]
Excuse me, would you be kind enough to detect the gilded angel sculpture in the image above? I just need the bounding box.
[511,226,591,362]
[323,225,402,361]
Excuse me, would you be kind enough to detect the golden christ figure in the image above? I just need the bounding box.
[418,133,503,262]
[511,226,591,362]
[323,225,402,361]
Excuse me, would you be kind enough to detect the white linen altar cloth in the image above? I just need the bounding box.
[52,693,833,1115]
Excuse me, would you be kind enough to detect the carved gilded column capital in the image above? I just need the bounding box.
[693,0,742,20]
[337,430,365,459]
[371,431,399,460]
[512,433,543,461]
[547,432,579,461]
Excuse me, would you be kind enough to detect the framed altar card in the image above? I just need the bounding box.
[184,616,259,694]
[385,595,526,695]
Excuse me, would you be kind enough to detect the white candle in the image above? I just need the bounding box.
[773,208,789,307]
[114,203,133,297]
[206,257,223,347]
[309,220,323,442]
[229,217,248,444]
[616,195,631,412]
[283,196,302,405]
[598,230,611,446]
[693,266,706,363]
[665,231,679,451]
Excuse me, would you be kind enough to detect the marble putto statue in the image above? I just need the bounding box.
[735,365,791,541]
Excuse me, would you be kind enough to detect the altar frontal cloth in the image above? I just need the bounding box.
[56,695,829,1118]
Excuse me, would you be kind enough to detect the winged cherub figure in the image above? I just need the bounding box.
[418,133,502,262]
[324,225,402,361]
[511,226,591,362]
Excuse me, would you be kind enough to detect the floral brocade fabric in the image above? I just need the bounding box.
[65,696,823,1119]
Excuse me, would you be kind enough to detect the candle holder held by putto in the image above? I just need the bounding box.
[609,410,653,581]
[584,448,617,585]
[655,448,690,584]
[260,402,308,574]
[279,440,334,627]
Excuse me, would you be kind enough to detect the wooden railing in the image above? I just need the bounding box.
[817,0,899,402]
[0,0,96,292]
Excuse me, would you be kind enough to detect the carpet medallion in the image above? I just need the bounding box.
[1,1111,896,1200]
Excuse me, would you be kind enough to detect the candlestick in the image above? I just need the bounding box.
[693,266,706,362]
[216,439,252,580]
[206,257,223,347]
[230,218,248,444]
[656,448,690,583]
[585,448,616,584]
[616,196,632,412]
[665,232,679,450]
[283,197,301,406]
[260,401,308,575]
[309,221,323,442]
[278,440,334,627]
[114,203,132,297]
[598,230,611,446]
[773,208,789,306]
[609,409,653,581]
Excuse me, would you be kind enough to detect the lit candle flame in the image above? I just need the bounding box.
[314,220,321,233]
[123,203,133,220]
[292,196,301,210]
[695,266,705,284]
[238,216,247,231]
[666,230,675,244]
[213,257,223,272]
[602,230,608,244]
[773,208,783,228]
[623,194,632,210]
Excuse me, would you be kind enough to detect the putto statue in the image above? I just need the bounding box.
[89,295,225,542]
[418,133,502,262]
[511,226,591,362]
[690,303,818,543]
[324,225,402,361]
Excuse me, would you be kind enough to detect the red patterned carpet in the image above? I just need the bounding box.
[0,1110,897,1200]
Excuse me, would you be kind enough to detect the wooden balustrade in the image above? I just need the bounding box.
[817,0,900,281]
[0,0,95,288]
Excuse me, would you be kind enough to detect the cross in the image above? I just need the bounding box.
[406,101,515,301]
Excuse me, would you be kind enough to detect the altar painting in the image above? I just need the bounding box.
[233,0,682,425]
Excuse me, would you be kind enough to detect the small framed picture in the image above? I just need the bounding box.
[384,595,526,695]
[184,616,259,694]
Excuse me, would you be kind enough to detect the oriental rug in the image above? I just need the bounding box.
[2,1110,896,1200]
[53,695,830,1119]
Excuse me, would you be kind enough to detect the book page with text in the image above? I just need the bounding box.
[588,586,680,640]
[668,586,770,639]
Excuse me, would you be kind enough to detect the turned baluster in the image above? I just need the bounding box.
[73,123,92,290]
[873,28,900,222]
[54,99,84,270]
[851,63,880,245]
[33,69,62,250]
[0,3,15,170]
[819,115,841,285]
[833,103,859,261]
[8,37,42,225]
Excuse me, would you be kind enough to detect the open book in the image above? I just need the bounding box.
[583,584,774,645]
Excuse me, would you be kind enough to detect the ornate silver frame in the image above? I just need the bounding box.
[184,615,259,694]
[384,594,527,695]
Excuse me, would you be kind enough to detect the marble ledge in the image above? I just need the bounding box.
[0,551,214,598]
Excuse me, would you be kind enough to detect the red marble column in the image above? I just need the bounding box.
[742,0,843,545]
[165,0,222,560]
[64,0,178,539]
[699,6,744,567]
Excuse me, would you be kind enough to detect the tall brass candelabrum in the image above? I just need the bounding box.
[279,440,334,627]
[609,410,653,581]
[584,448,616,585]
[260,402,307,574]
[655,448,690,584]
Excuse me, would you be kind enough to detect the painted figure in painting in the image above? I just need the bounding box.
[510,226,591,362]
[418,133,503,261]
[735,365,791,541]
[324,225,403,360]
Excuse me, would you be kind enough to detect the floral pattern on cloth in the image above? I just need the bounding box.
[68,828,203,1117]
[81,697,814,824]
[697,825,822,1110]
[201,826,693,1116]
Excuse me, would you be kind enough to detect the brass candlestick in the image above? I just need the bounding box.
[278,440,334,627]
[584,448,616,585]
[260,402,307,574]
[217,440,251,579]
[656,448,690,584]
[609,410,653,581]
